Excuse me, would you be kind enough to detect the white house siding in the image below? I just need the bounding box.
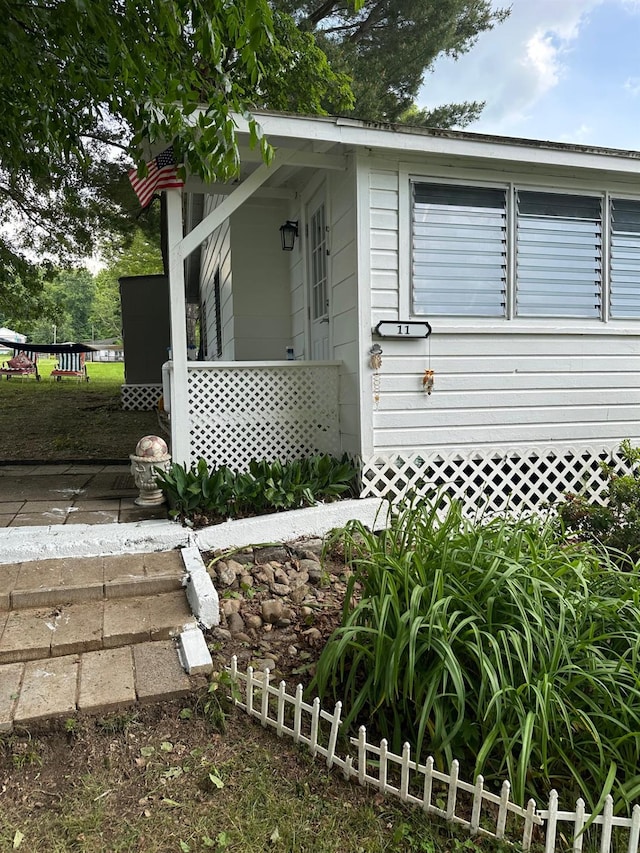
[283,164,361,455]
[199,197,291,360]
[328,162,361,456]
[229,200,291,361]
[363,160,640,461]
[199,195,233,359]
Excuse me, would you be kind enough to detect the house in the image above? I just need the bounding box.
[152,111,640,510]
[85,339,124,362]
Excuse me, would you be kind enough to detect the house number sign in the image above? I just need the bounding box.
[374,320,432,339]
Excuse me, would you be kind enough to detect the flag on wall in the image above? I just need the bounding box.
[128,146,184,208]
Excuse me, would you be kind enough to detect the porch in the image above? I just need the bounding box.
[162,360,342,470]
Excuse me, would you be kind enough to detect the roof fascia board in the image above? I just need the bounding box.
[230,112,640,176]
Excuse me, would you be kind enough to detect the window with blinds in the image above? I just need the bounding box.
[516,191,601,318]
[610,198,640,318]
[412,183,507,317]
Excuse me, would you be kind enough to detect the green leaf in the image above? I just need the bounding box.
[208,771,224,789]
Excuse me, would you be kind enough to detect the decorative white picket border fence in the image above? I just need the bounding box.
[228,657,640,853]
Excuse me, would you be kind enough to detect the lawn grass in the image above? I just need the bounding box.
[0,358,158,462]
[0,701,506,853]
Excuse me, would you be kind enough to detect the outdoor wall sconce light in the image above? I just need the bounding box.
[280,220,299,251]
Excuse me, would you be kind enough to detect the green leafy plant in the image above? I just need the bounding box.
[156,454,358,525]
[196,671,241,732]
[96,710,139,735]
[558,440,640,565]
[312,496,640,813]
[2,733,44,770]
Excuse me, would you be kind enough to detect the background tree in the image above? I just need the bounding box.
[20,269,95,344]
[91,228,164,341]
[274,0,509,126]
[0,0,351,303]
[1,0,509,319]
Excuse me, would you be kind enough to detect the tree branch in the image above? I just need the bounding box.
[305,0,339,28]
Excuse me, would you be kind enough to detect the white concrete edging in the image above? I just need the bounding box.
[0,498,388,564]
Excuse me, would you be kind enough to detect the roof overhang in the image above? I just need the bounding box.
[232,110,640,175]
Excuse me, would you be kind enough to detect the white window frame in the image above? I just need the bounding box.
[608,193,640,320]
[407,176,620,324]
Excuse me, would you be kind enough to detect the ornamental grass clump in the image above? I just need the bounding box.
[312,498,640,813]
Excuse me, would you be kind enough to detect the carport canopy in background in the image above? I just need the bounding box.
[0,340,96,354]
[0,328,26,345]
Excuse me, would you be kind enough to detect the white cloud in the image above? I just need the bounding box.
[624,76,640,96]
[559,123,593,143]
[418,0,604,134]
[523,31,563,94]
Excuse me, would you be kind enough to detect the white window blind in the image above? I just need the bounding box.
[412,183,507,317]
[610,198,640,318]
[516,191,601,318]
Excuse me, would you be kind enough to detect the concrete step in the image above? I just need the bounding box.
[0,590,197,665]
[0,549,214,731]
[0,551,185,611]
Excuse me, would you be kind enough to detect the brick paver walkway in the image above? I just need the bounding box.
[0,550,206,730]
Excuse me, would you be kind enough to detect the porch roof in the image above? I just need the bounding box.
[179,109,640,201]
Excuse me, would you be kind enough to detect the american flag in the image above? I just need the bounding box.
[128,146,184,208]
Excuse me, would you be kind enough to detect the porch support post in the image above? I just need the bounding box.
[166,188,190,466]
[164,150,293,466]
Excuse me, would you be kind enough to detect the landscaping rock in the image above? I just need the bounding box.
[262,599,284,624]
[288,569,309,590]
[244,614,263,630]
[301,549,321,563]
[222,599,242,617]
[216,562,237,587]
[227,558,246,577]
[201,536,354,679]
[254,546,290,564]
[303,627,322,644]
[289,587,308,605]
[227,550,255,565]
[226,612,246,635]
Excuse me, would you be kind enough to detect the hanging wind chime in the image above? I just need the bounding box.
[369,343,383,409]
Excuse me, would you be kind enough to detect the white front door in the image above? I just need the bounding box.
[307,189,330,360]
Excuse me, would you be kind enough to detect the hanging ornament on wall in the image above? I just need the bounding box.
[422,369,435,395]
[369,344,383,408]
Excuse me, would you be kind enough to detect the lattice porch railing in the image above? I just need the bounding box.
[361,445,633,513]
[121,383,163,411]
[185,361,341,470]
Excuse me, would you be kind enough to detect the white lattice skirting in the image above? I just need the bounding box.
[187,363,341,470]
[228,658,640,853]
[361,444,632,512]
[121,384,163,411]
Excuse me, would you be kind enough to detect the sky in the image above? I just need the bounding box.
[417,0,640,150]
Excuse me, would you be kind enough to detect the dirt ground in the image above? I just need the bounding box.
[0,382,157,462]
[0,549,458,853]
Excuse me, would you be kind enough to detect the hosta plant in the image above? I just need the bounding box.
[155,454,357,524]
